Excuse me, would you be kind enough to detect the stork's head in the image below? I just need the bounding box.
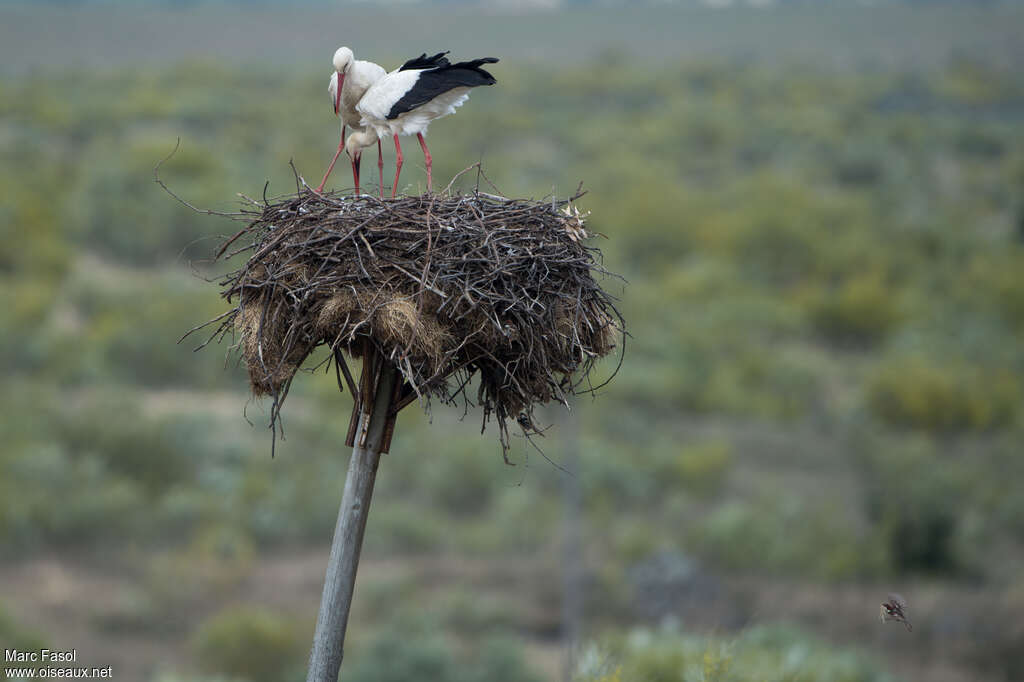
[333,47,354,73]
[331,47,354,115]
[344,132,363,162]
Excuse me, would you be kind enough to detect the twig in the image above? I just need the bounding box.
[154,138,243,218]
[443,162,484,196]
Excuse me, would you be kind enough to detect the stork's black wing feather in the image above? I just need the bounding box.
[386,57,499,120]
[399,52,451,71]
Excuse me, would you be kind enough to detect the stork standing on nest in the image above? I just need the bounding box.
[356,52,498,197]
[316,47,387,195]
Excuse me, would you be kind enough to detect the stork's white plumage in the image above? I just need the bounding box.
[356,52,498,196]
[316,47,387,194]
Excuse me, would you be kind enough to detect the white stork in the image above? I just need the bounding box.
[316,47,386,194]
[356,52,498,197]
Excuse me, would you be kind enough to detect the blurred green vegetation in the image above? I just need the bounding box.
[579,625,894,682]
[2,40,1024,682]
[0,604,47,669]
[193,606,307,682]
[186,608,546,682]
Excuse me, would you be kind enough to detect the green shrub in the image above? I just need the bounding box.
[91,588,160,635]
[55,397,196,493]
[609,516,665,564]
[192,606,306,682]
[346,625,542,682]
[345,627,458,682]
[857,438,967,575]
[67,137,233,266]
[867,358,1020,431]
[0,604,47,668]
[0,278,62,373]
[700,348,818,419]
[0,441,148,548]
[147,527,256,610]
[810,274,905,344]
[965,254,1024,331]
[151,674,238,682]
[46,265,231,388]
[462,636,546,682]
[578,626,891,682]
[666,440,733,497]
[419,444,501,516]
[954,128,1006,159]
[734,216,821,288]
[366,503,447,554]
[434,590,525,637]
[692,497,879,579]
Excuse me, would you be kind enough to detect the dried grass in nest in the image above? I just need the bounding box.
[194,179,625,457]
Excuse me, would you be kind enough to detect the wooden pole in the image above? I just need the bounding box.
[306,356,398,682]
[561,406,582,682]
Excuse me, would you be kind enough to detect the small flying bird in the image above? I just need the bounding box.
[880,593,912,631]
[316,47,387,194]
[356,52,498,197]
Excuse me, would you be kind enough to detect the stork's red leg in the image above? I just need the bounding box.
[316,124,346,194]
[417,133,432,193]
[317,138,344,193]
[351,153,361,196]
[391,133,403,199]
[377,139,384,199]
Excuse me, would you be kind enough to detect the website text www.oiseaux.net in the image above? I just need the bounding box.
[5,649,112,679]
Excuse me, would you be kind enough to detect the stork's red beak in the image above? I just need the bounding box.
[334,72,345,115]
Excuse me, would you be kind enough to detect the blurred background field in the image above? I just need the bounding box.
[2,1,1024,681]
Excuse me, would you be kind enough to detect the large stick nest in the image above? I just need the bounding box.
[199,183,624,455]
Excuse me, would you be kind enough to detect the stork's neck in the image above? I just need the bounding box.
[347,60,385,95]
[352,128,378,147]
